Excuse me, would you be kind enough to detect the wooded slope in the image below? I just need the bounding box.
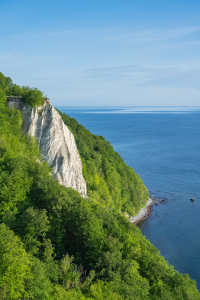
[0,73,199,299]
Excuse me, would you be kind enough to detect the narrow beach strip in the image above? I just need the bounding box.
[130,197,154,225]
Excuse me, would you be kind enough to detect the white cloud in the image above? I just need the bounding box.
[9,26,200,45]
[111,27,200,44]
[83,65,200,89]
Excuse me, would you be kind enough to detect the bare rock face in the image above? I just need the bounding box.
[7,99,87,198]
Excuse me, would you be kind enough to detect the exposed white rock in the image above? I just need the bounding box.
[7,99,87,198]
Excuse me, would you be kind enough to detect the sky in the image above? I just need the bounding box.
[1,0,200,106]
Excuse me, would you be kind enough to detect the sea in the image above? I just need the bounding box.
[57,106,200,289]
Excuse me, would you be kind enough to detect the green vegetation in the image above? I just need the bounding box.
[0,72,200,299]
[0,72,44,107]
[57,110,149,216]
[20,87,44,107]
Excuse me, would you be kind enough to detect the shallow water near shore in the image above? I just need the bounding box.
[57,106,200,289]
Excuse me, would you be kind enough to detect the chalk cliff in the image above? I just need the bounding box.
[7,98,87,198]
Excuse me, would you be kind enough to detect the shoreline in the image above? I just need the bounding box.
[130,197,154,225]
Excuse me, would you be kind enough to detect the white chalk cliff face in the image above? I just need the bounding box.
[8,99,87,198]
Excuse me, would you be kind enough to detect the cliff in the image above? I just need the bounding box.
[2,84,200,299]
[7,98,87,198]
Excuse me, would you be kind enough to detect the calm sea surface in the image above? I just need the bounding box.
[58,106,200,288]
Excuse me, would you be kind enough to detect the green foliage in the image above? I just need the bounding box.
[25,257,54,299]
[0,224,32,299]
[57,109,149,216]
[13,208,50,256]
[0,72,45,107]
[86,280,123,299]
[20,87,44,107]
[0,97,42,215]
[0,73,11,92]
[8,84,22,96]
[0,74,200,299]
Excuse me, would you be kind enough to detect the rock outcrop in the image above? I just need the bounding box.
[7,98,87,198]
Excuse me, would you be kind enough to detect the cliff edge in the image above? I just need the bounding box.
[7,98,87,198]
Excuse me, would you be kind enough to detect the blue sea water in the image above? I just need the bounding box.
[58,106,200,288]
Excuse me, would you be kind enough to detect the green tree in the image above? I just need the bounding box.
[24,257,53,300]
[0,73,10,92]
[21,87,44,107]
[86,280,123,300]
[9,84,22,96]
[14,208,50,256]
[5,76,13,88]
[0,223,32,299]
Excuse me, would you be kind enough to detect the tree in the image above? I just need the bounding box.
[5,76,13,88]
[0,223,32,299]
[21,87,44,107]
[86,280,122,300]
[0,73,10,92]
[9,84,22,96]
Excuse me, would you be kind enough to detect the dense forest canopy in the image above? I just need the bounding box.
[57,110,149,216]
[0,72,199,299]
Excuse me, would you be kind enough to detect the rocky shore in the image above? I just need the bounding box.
[130,197,154,225]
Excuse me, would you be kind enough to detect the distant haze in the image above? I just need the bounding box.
[1,0,200,106]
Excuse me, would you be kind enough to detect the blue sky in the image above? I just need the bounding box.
[1,0,200,106]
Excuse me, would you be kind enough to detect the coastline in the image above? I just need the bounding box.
[130,197,154,225]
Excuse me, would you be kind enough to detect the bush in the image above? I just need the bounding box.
[21,87,44,107]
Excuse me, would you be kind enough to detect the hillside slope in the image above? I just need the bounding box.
[0,72,199,299]
[57,110,148,216]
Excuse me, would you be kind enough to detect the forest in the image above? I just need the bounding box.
[57,110,149,216]
[0,72,199,299]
